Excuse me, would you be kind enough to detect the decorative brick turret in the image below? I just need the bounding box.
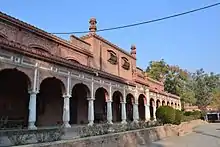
[130,45,136,58]
[89,17,97,33]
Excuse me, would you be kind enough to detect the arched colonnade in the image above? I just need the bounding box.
[0,67,181,129]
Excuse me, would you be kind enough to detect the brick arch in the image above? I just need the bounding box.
[126,93,135,121]
[71,80,92,98]
[29,44,51,54]
[112,90,123,102]
[0,64,34,91]
[112,91,123,122]
[112,89,123,102]
[36,77,65,126]
[94,87,109,123]
[138,94,146,120]
[150,98,155,119]
[65,56,81,64]
[156,99,161,108]
[38,70,67,94]
[0,68,32,128]
[138,94,147,105]
[93,86,110,101]
[162,100,166,106]
[70,83,91,124]
[126,93,135,104]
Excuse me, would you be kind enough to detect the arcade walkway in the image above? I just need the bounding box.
[144,123,220,147]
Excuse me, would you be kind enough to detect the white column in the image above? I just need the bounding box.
[133,103,139,122]
[63,95,71,128]
[62,72,71,128]
[121,88,127,124]
[153,104,157,120]
[88,98,94,126]
[179,101,182,110]
[28,91,37,129]
[145,89,151,122]
[121,102,127,124]
[107,100,113,124]
[28,64,38,130]
[144,104,150,121]
[88,80,94,126]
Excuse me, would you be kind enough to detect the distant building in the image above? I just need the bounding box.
[183,103,200,112]
[0,12,181,129]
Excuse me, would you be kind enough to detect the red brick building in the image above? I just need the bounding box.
[0,12,181,129]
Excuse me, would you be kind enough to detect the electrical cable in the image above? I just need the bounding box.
[51,2,220,34]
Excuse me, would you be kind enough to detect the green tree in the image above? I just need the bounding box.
[164,65,189,95]
[210,88,220,110]
[146,60,196,105]
[146,59,169,82]
[179,77,196,105]
[192,69,220,109]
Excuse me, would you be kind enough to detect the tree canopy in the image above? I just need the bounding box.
[146,59,220,110]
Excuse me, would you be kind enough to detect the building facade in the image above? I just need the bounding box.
[0,12,181,129]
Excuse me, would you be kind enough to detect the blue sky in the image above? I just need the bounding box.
[1,0,219,73]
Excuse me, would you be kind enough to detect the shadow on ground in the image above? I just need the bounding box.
[193,130,220,139]
[138,142,165,147]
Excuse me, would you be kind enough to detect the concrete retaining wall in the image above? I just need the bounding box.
[21,120,206,147]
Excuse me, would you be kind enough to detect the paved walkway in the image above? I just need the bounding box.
[144,123,220,147]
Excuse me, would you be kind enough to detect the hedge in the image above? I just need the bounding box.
[155,106,175,124]
[156,106,202,125]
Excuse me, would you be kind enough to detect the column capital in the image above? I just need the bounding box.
[133,103,138,106]
[63,94,71,99]
[145,88,149,93]
[87,97,95,101]
[106,100,112,103]
[144,104,150,107]
[29,90,38,95]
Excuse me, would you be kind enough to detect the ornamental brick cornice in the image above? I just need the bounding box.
[0,39,134,86]
[0,11,93,57]
[134,79,149,87]
[81,33,136,60]
[147,77,164,86]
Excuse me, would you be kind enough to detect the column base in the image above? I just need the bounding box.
[63,122,71,128]
[107,120,113,125]
[88,121,94,126]
[28,122,37,130]
[133,119,139,123]
[145,119,150,122]
[121,120,127,124]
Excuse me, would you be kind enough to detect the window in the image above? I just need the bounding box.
[107,50,117,65]
[29,45,50,56]
[67,58,80,64]
[121,57,130,70]
[32,47,49,53]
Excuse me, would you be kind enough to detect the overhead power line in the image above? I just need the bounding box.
[51,2,220,35]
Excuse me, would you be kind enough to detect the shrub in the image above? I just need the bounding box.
[78,121,161,138]
[191,110,201,119]
[174,110,183,125]
[183,111,192,116]
[78,124,110,137]
[200,111,207,120]
[6,130,32,146]
[35,128,64,143]
[182,115,195,122]
[183,110,202,121]
[156,106,175,124]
